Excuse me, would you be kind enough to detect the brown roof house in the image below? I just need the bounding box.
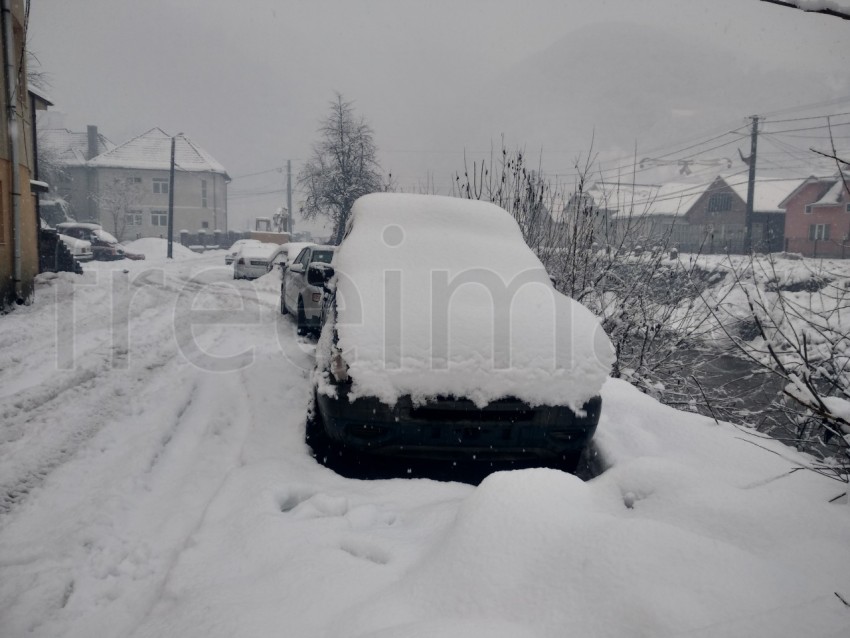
[575,175,800,254]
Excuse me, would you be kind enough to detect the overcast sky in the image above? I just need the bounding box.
[30,0,850,233]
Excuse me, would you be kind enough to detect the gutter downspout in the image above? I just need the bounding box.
[2,0,22,301]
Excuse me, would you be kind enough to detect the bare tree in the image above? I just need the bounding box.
[95,177,144,241]
[299,93,384,244]
[455,144,723,402]
[707,253,850,493]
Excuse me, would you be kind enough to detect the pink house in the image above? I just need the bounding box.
[782,175,850,258]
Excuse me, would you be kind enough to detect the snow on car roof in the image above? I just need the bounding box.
[330,193,614,409]
[57,222,102,230]
[238,242,279,259]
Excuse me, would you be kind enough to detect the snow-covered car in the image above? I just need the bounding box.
[55,222,135,261]
[57,233,93,262]
[224,238,261,265]
[310,193,614,470]
[266,241,316,274]
[280,244,336,332]
[232,242,279,279]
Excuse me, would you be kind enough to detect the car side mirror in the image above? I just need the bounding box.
[307,264,333,287]
[289,263,304,274]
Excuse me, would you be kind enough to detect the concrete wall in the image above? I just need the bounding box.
[0,0,38,310]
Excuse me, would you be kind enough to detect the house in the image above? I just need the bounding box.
[1,0,41,310]
[782,174,850,258]
[38,125,114,225]
[573,175,799,254]
[40,126,230,241]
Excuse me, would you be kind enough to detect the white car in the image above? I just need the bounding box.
[266,241,316,274]
[225,239,261,265]
[58,233,94,262]
[233,242,280,280]
[280,245,336,331]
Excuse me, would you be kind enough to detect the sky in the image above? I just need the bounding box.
[29,0,850,233]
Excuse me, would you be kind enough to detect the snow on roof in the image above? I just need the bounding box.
[87,128,228,178]
[40,128,115,166]
[330,193,615,409]
[814,177,849,206]
[28,85,53,106]
[586,181,708,218]
[727,177,807,213]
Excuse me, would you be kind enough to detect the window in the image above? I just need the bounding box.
[809,224,830,241]
[707,193,732,213]
[125,211,143,226]
[201,221,209,229]
[805,205,813,214]
[201,179,208,208]
[128,176,142,184]
[151,210,168,226]
[152,178,169,194]
[846,203,850,213]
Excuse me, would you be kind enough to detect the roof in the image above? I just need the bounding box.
[814,177,849,206]
[87,128,229,178]
[778,175,848,209]
[726,177,807,213]
[585,180,711,218]
[28,85,54,107]
[40,128,115,167]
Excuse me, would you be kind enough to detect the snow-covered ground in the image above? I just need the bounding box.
[1,243,849,637]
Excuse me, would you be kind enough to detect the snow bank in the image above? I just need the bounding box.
[333,193,614,408]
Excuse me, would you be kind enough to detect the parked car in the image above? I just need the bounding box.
[57,233,93,262]
[225,238,261,265]
[232,242,279,279]
[280,244,336,332]
[309,193,614,471]
[266,241,316,274]
[55,222,141,260]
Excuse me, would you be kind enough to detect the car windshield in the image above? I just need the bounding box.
[93,229,118,243]
[311,250,334,264]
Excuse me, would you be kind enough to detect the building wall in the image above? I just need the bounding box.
[93,167,227,241]
[784,180,850,258]
[0,0,38,310]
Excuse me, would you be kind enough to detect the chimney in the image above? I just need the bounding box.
[86,125,99,160]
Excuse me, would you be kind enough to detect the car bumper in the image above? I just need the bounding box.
[315,388,601,462]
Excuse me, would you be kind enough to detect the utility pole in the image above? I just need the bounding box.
[287,159,293,235]
[743,115,759,254]
[167,134,177,259]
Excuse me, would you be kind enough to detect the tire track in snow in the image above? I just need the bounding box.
[0,260,265,518]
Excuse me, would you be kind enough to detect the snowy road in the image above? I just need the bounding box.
[1,246,850,638]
